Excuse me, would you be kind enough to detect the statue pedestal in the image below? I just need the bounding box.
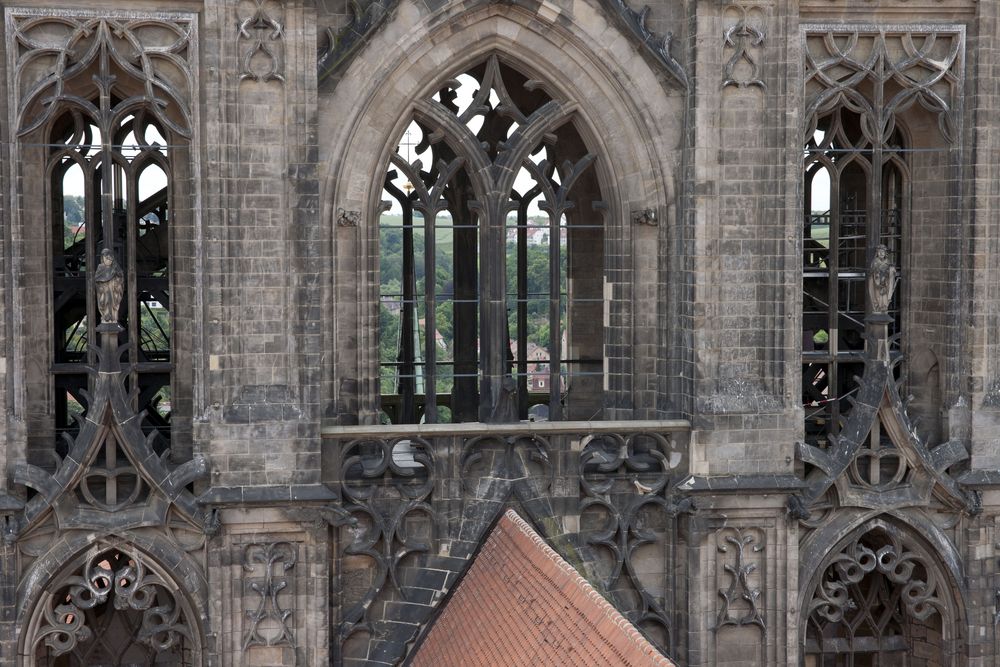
[865,313,892,362]
[97,323,124,363]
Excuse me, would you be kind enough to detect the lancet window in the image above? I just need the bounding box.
[50,109,172,451]
[5,11,196,466]
[378,57,606,424]
[8,14,195,456]
[802,107,905,448]
[800,26,965,448]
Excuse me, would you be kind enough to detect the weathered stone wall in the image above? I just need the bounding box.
[0,0,998,665]
[682,0,801,479]
[195,0,323,489]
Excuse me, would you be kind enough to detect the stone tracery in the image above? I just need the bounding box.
[804,523,952,663]
[29,548,195,665]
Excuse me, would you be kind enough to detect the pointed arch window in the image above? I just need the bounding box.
[804,523,954,666]
[378,56,606,424]
[12,15,198,455]
[801,24,965,450]
[51,110,172,450]
[28,548,198,665]
[802,107,905,448]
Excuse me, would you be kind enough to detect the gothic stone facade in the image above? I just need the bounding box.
[0,0,999,665]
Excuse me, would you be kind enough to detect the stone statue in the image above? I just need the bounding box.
[95,248,124,326]
[867,244,896,315]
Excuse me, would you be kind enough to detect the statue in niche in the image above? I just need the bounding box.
[867,244,896,315]
[95,248,124,326]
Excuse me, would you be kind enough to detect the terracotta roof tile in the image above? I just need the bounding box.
[410,509,675,667]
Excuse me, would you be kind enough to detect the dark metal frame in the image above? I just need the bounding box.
[40,34,176,451]
[378,56,602,424]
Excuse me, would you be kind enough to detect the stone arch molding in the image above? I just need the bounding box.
[799,513,967,666]
[18,537,206,666]
[322,0,680,224]
[321,0,684,419]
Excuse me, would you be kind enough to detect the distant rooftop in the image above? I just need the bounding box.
[410,509,675,667]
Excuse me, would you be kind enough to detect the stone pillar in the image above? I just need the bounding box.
[969,0,1000,470]
[683,0,800,476]
[198,0,323,488]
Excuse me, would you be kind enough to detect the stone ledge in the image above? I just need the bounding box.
[957,470,1000,488]
[198,483,337,505]
[321,419,691,439]
[676,474,805,494]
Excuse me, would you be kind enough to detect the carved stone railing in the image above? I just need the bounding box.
[320,419,691,663]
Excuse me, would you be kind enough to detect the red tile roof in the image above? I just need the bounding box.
[409,509,675,667]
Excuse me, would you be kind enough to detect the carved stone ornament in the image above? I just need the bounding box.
[30,548,195,660]
[793,238,975,518]
[579,431,689,654]
[631,208,658,226]
[804,25,964,146]
[7,8,197,138]
[867,244,897,316]
[805,524,949,657]
[10,244,210,561]
[337,207,361,227]
[318,0,398,82]
[722,5,766,90]
[237,0,285,83]
[716,527,765,632]
[602,0,688,89]
[243,542,297,650]
[318,0,687,89]
[338,436,437,649]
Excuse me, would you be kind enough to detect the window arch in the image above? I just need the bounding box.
[802,106,906,448]
[50,108,173,452]
[23,545,201,665]
[7,12,196,463]
[802,520,962,666]
[377,56,606,424]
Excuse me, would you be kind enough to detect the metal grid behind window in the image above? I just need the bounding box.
[802,108,904,449]
[378,57,605,424]
[50,107,172,455]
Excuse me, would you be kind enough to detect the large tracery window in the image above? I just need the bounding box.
[801,24,964,452]
[378,57,605,424]
[49,108,172,453]
[802,107,905,448]
[10,11,195,465]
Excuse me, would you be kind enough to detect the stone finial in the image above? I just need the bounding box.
[95,248,124,328]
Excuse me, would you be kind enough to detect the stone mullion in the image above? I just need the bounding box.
[475,193,512,422]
